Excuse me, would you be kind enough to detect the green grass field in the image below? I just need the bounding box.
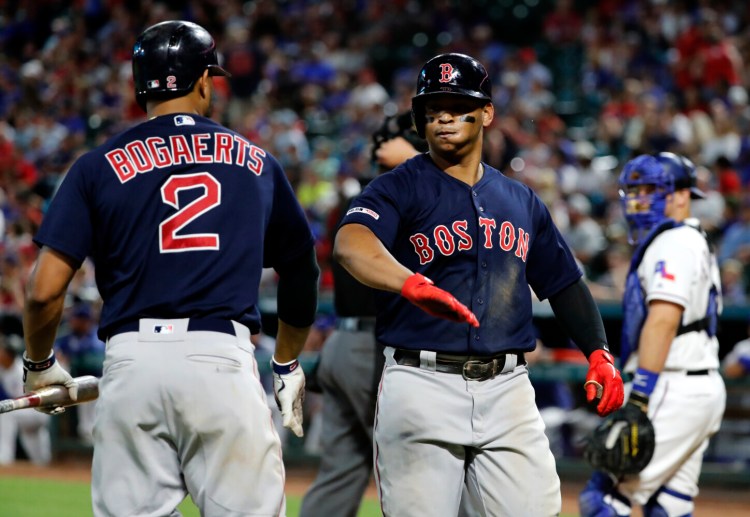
[0,476,382,517]
[0,476,578,516]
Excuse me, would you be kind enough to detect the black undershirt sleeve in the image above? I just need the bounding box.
[275,245,320,328]
[547,277,609,360]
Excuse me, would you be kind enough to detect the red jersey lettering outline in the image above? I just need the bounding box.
[125,140,153,173]
[452,220,472,251]
[478,217,496,248]
[433,225,456,256]
[247,145,267,176]
[146,137,171,168]
[408,218,530,264]
[499,221,515,252]
[409,233,434,265]
[170,135,194,165]
[515,228,529,262]
[192,133,213,163]
[106,149,137,183]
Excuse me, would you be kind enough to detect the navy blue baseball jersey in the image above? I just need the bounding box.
[34,113,314,338]
[340,154,581,354]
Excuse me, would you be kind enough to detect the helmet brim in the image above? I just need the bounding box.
[207,64,232,78]
[690,187,707,200]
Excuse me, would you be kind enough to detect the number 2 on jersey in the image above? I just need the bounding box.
[159,172,221,253]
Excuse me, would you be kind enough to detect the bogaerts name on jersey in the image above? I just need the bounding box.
[105,132,266,183]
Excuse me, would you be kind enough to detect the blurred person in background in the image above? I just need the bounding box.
[53,302,105,445]
[0,334,51,465]
[301,111,427,517]
[717,196,750,266]
[561,193,608,270]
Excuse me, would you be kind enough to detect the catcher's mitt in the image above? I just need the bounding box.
[584,403,655,478]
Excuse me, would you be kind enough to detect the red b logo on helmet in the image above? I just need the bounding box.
[439,63,453,83]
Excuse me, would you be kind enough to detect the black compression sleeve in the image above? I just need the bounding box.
[275,245,320,328]
[547,277,609,359]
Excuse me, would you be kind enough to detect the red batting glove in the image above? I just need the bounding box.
[401,273,479,327]
[584,349,624,417]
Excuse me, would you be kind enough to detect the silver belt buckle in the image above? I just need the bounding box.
[462,359,497,381]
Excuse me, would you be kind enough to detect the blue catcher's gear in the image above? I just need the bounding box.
[619,155,674,244]
[411,53,492,138]
[654,152,706,200]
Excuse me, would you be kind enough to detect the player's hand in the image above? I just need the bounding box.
[272,357,305,438]
[22,352,78,415]
[374,137,420,169]
[401,273,480,327]
[584,349,624,417]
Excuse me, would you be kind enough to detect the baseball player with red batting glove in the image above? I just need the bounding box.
[335,52,623,517]
[22,20,319,517]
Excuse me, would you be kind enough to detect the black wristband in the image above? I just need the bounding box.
[22,352,55,372]
[272,358,300,375]
[628,390,650,411]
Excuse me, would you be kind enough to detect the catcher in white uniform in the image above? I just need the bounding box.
[579,152,726,517]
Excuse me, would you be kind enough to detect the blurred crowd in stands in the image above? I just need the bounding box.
[2,0,750,466]
[1,1,750,341]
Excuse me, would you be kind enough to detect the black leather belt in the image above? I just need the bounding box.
[336,317,377,332]
[393,349,526,381]
[107,318,236,339]
[686,369,711,376]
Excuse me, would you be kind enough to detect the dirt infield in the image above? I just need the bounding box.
[1,459,747,516]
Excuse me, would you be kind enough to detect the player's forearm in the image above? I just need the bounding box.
[273,319,311,363]
[637,301,682,373]
[334,223,413,293]
[23,295,65,361]
[23,247,77,361]
[637,321,675,373]
[548,278,609,359]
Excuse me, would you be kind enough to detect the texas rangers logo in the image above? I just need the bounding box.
[655,260,675,280]
[439,63,454,83]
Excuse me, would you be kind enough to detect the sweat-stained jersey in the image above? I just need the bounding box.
[339,153,581,354]
[34,113,314,339]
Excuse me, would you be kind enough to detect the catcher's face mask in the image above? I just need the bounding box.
[619,154,674,245]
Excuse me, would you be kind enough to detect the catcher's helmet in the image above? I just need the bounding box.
[618,154,674,244]
[411,53,492,138]
[654,152,706,200]
[132,20,230,112]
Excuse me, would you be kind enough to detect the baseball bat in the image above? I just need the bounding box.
[0,375,99,414]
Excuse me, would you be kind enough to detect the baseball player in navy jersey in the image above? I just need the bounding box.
[21,20,319,516]
[334,52,624,517]
[579,153,726,517]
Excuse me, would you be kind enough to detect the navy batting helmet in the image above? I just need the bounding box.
[411,53,492,138]
[132,20,230,112]
[654,152,706,200]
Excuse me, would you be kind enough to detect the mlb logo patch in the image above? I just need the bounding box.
[346,206,380,220]
[153,324,174,334]
[174,115,195,126]
[147,80,160,89]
